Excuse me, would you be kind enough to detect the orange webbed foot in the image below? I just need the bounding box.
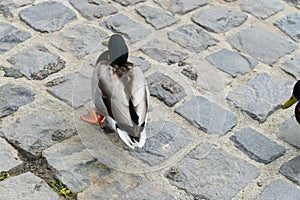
[80,110,105,128]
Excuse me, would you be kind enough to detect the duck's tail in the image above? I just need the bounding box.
[106,117,146,149]
[116,127,146,149]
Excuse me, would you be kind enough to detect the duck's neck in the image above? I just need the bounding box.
[112,62,133,77]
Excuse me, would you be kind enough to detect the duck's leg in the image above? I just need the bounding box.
[80,110,106,128]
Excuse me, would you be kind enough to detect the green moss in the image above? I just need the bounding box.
[0,171,10,181]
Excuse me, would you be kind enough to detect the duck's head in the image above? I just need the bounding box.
[102,34,128,66]
[282,80,300,109]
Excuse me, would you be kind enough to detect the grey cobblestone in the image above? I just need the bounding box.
[46,72,92,109]
[7,45,65,80]
[165,143,260,200]
[279,155,300,186]
[0,0,35,8]
[0,109,76,158]
[113,0,145,6]
[227,26,297,65]
[105,13,151,43]
[130,121,194,166]
[284,0,300,7]
[78,173,174,199]
[69,0,118,20]
[230,127,286,164]
[256,179,300,200]
[181,65,198,80]
[280,54,300,79]
[227,73,293,123]
[0,84,35,118]
[0,137,22,171]
[141,39,189,63]
[192,6,248,33]
[206,49,258,77]
[154,0,210,15]
[1,0,299,199]
[129,56,150,72]
[0,4,13,18]
[175,96,237,135]
[0,22,31,54]
[19,1,76,32]
[240,0,284,20]
[0,172,59,200]
[146,72,186,107]
[136,5,180,30]
[44,136,111,192]
[279,116,300,149]
[168,24,218,53]
[0,1,34,18]
[51,24,109,59]
[274,13,300,42]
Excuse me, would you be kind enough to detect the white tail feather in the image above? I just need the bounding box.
[107,117,147,149]
[116,128,135,149]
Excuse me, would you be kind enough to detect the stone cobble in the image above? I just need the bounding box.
[227,73,293,123]
[104,13,151,43]
[146,71,187,107]
[206,49,258,77]
[51,24,109,59]
[0,172,60,200]
[192,6,248,33]
[227,26,297,65]
[6,45,65,80]
[0,22,31,53]
[280,54,300,79]
[19,1,76,33]
[0,0,299,199]
[240,0,284,20]
[230,127,286,164]
[130,121,194,166]
[168,24,218,53]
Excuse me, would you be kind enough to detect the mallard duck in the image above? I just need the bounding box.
[81,34,149,149]
[282,80,300,124]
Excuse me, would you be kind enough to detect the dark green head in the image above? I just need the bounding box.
[106,34,128,66]
[292,80,300,124]
[283,80,300,109]
[283,80,300,124]
[293,80,300,100]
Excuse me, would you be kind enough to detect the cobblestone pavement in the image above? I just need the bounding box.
[0,0,300,199]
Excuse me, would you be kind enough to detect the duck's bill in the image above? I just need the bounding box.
[282,94,297,109]
[102,40,109,46]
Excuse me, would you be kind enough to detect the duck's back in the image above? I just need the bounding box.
[92,61,148,136]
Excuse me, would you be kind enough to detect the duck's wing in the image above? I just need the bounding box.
[94,63,148,138]
[111,67,148,129]
[129,67,149,125]
[92,61,131,121]
[117,67,149,143]
[91,61,112,117]
[90,50,110,116]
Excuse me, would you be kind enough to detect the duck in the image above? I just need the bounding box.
[81,34,150,149]
[282,80,300,124]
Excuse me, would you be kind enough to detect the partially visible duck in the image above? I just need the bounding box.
[81,34,150,149]
[282,80,300,124]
